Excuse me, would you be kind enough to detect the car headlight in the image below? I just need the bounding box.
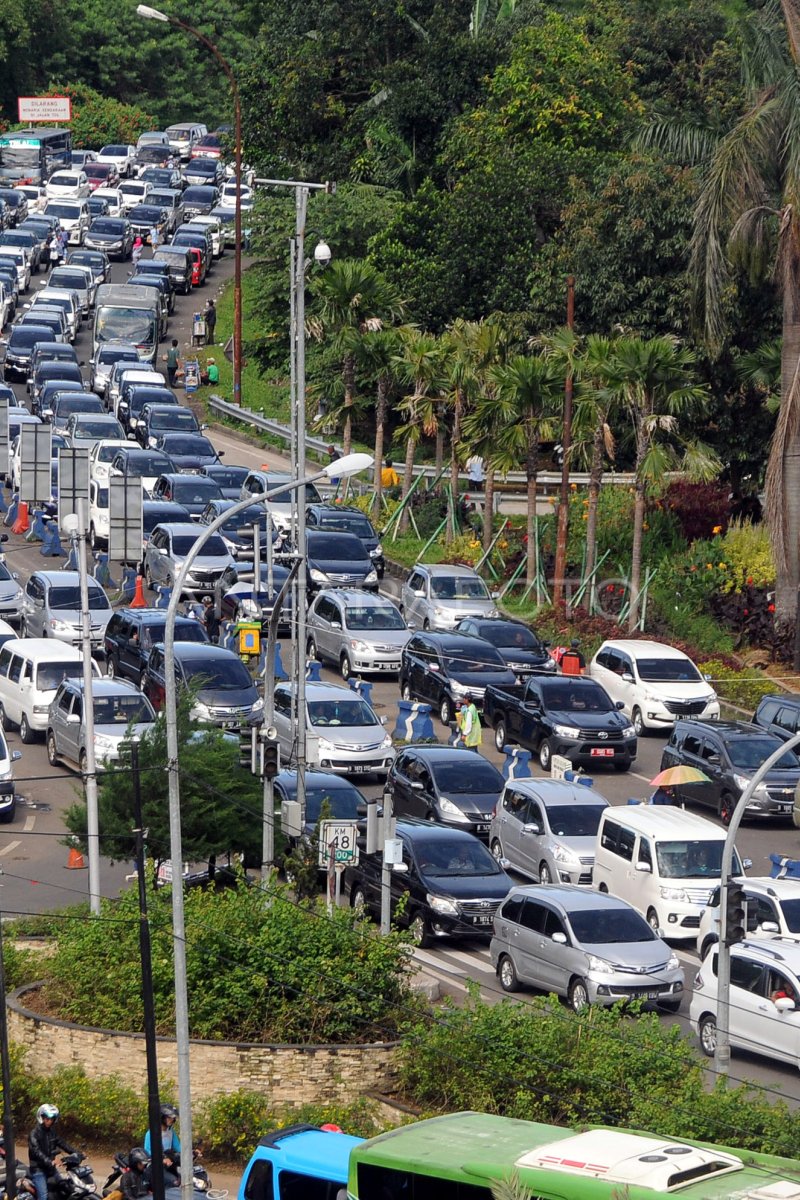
[192,701,213,721]
[309,568,329,584]
[588,955,613,974]
[622,724,636,738]
[667,954,679,970]
[381,733,393,750]
[552,844,579,864]
[544,657,557,671]
[0,768,12,783]
[438,796,470,821]
[148,436,157,448]
[450,679,471,695]
[349,639,369,652]
[371,543,383,557]
[251,696,264,712]
[317,736,334,752]
[50,618,72,632]
[432,606,448,616]
[365,569,378,583]
[733,773,753,792]
[426,893,459,916]
[553,723,581,738]
[660,886,689,902]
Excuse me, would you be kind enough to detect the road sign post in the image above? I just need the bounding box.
[57,447,89,528]
[20,425,52,503]
[108,476,143,564]
[318,821,360,869]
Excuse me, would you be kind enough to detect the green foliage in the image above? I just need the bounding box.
[9,1054,147,1145]
[40,880,415,1044]
[196,1091,385,1161]
[697,658,778,709]
[40,83,155,149]
[717,520,775,593]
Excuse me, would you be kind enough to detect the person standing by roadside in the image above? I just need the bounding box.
[204,298,217,345]
[48,233,60,269]
[149,224,161,251]
[59,227,69,260]
[131,236,143,268]
[456,699,482,751]
[163,339,181,387]
[466,454,485,492]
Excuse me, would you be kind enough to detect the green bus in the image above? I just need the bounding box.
[347,1111,800,1200]
[0,128,72,184]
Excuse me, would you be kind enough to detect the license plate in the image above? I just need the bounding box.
[591,748,614,757]
[476,823,491,833]
[645,990,662,1000]
[473,914,493,926]
[221,721,238,729]
[779,803,793,811]
[350,765,375,773]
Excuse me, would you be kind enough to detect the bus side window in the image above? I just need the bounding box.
[244,1160,274,1200]
[278,1173,337,1200]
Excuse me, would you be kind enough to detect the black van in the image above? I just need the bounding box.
[752,694,800,742]
[152,245,193,294]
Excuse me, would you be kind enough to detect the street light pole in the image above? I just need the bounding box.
[136,4,242,405]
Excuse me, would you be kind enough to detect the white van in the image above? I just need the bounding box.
[588,639,720,735]
[593,805,749,941]
[0,639,100,743]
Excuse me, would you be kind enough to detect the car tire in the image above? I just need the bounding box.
[145,565,154,591]
[306,637,318,660]
[0,704,6,731]
[659,998,682,1014]
[494,720,507,752]
[439,694,452,726]
[498,955,520,993]
[490,839,504,864]
[568,977,590,1012]
[19,714,34,744]
[422,619,431,632]
[409,913,431,948]
[107,654,119,680]
[351,886,368,913]
[646,907,660,933]
[46,731,59,768]
[700,935,718,960]
[0,799,15,824]
[539,862,552,885]
[401,680,412,702]
[340,653,352,681]
[699,1013,717,1057]
[598,883,609,893]
[538,738,552,771]
[632,707,646,736]
[719,791,734,826]
[90,524,98,550]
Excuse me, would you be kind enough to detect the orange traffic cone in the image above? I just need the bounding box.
[130,575,147,608]
[66,846,86,870]
[12,502,29,535]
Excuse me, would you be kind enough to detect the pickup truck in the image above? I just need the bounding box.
[483,674,638,773]
[238,1123,363,1200]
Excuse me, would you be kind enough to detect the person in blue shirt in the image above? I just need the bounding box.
[143,1104,180,1188]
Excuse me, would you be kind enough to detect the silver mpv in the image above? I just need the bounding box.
[490,885,684,1012]
[401,563,499,631]
[489,779,609,886]
[306,589,411,679]
[46,677,156,772]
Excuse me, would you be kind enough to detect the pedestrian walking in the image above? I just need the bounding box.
[466,454,485,491]
[456,699,482,751]
[149,224,161,250]
[131,236,143,267]
[48,234,60,268]
[162,338,181,387]
[204,298,217,345]
[381,458,400,489]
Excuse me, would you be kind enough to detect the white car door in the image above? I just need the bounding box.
[740,964,800,1065]
[273,686,294,758]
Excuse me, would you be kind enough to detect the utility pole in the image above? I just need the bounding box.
[131,741,165,1200]
[552,275,576,609]
[261,561,299,876]
[293,187,309,829]
[380,787,396,936]
[0,894,14,1200]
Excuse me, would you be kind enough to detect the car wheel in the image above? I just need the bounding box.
[107,655,119,680]
[0,799,15,824]
[306,636,318,660]
[144,565,154,591]
[46,731,59,768]
[494,720,507,752]
[539,862,552,885]
[409,914,431,948]
[598,883,609,893]
[632,707,645,736]
[490,839,503,863]
[90,524,98,550]
[0,704,6,731]
[422,619,431,631]
[165,574,173,589]
[498,955,520,993]
[538,738,552,771]
[401,680,412,702]
[439,694,452,726]
[19,714,34,744]
[699,1013,717,1057]
[700,935,718,960]
[646,907,660,933]
[568,977,590,1012]
[351,886,368,913]
[340,653,352,681]
[659,998,682,1014]
[719,791,734,826]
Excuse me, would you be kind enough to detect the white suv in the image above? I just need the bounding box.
[691,938,800,1068]
[696,875,800,959]
[588,639,719,736]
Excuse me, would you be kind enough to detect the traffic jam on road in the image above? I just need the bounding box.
[1,123,800,1096]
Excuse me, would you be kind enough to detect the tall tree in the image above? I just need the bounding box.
[392,329,446,533]
[357,327,402,517]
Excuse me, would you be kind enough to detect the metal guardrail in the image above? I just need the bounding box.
[208,393,650,489]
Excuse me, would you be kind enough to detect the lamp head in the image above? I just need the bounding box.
[324,453,373,480]
[314,240,331,267]
[136,4,171,20]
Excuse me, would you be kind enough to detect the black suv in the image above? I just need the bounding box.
[659,719,800,824]
[104,608,209,685]
[400,632,517,726]
[752,694,800,742]
[344,819,512,946]
[455,617,556,676]
[388,745,504,840]
[305,503,385,578]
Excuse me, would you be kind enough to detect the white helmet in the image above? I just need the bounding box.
[37,1105,59,1124]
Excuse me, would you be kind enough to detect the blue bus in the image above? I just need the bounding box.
[0,128,72,184]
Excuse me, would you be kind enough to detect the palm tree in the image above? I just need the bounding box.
[576,335,620,594]
[645,0,800,628]
[310,259,405,454]
[357,327,403,517]
[392,329,447,533]
[605,335,717,631]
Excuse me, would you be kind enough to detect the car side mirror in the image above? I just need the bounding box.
[380,715,387,726]
[413,589,425,597]
[775,996,796,1013]
[743,857,753,869]
[706,752,721,765]
[522,822,540,835]
[621,672,634,682]
[761,920,780,934]
[635,861,652,873]
[0,535,7,544]
[410,781,424,791]
[330,621,341,630]
[615,700,625,710]
[11,751,21,763]
[392,862,408,874]
[551,931,568,945]
[66,713,80,724]
[218,450,225,457]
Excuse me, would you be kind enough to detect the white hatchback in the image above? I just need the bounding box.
[696,875,800,959]
[92,188,123,217]
[46,171,90,201]
[588,638,719,736]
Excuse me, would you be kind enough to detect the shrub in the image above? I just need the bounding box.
[195,1092,385,1161]
[698,658,778,710]
[717,520,775,593]
[663,480,731,542]
[8,1053,147,1144]
[41,83,156,148]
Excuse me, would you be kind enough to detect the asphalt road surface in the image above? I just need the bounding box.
[2,244,800,1105]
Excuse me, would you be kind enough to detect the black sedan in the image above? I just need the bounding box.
[126,204,169,244]
[388,744,505,840]
[306,531,378,593]
[200,463,249,500]
[272,768,367,855]
[456,617,557,676]
[153,432,221,472]
[84,217,134,259]
[199,499,279,560]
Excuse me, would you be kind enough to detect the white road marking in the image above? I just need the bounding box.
[446,948,493,968]
[0,841,21,856]
[23,815,35,832]
[412,948,467,976]
[630,771,655,785]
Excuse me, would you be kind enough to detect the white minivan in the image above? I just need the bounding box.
[589,639,719,736]
[0,639,101,743]
[592,804,749,941]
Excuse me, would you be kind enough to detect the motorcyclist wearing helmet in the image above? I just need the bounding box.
[28,1105,76,1200]
[120,1150,151,1200]
[143,1106,179,1188]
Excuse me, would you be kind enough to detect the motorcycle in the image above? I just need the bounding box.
[18,1153,96,1200]
[103,1152,211,1200]
[0,1134,28,1196]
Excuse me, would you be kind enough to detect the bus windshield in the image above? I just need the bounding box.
[95,306,157,348]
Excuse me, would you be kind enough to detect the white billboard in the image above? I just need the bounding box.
[17,97,72,123]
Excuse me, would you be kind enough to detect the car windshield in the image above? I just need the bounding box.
[171,533,227,556]
[93,487,109,507]
[207,468,246,488]
[269,483,320,504]
[49,175,79,187]
[727,737,800,770]
[129,207,163,222]
[221,506,268,532]
[49,586,110,612]
[430,576,490,600]
[569,908,655,944]
[540,681,612,712]
[430,760,503,794]
[305,786,362,823]
[49,272,87,289]
[90,220,125,234]
[415,839,501,877]
[634,656,702,683]
[74,418,121,436]
[142,621,208,650]
[93,695,153,725]
[45,203,81,218]
[96,308,156,346]
[85,165,110,179]
[544,804,606,837]
[152,412,196,430]
[144,508,181,533]
[308,699,378,728]
[345,605,405,631]
[778,899,800,932]
[183,186,215,200]
[444,648,506,673]
[123,454,170,476]
[655,839,742,878]
[99,350,138,368]
[102,147,127,156]
[308,533,365,561]
[55,398,100,417]
[95,444,124,463]
[318,513,374,537]
[148,189,175,204]
[172,480,219,503]
[182,658,252,689]
[119,183,146,195]
[163,436,213,455]
[480,623,541,650]
[35,662,84,690]
[8,328,45,348]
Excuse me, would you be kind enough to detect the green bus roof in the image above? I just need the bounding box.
[347,1112,800,1200]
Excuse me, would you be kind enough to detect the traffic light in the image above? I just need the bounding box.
[725,881,747,946]
[262,730,280,780]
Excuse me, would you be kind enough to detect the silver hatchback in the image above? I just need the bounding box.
[21,570,112,648]
[46,677,156,772]
[401,563,499,631]
[143,522,236,596]
[489,779,609,886]
[306,589,411,679]
[490,885,684,1012]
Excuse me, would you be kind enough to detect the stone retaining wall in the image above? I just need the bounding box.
[8,984,399,1107]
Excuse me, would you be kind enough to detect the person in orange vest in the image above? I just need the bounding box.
[560,639,586,676]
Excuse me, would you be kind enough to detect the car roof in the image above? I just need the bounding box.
[169,642,237,660]
[316,589,396,606]
[602,804,724,838]
[721,876,800,901]
[410,632,492,650]
[1,638,80,659]
[598,639,692,659]
[506,884,639,912]
[396,819,490,843]
[758,693,800,708]
[154,522,212,535]
[674,719,769,737]
[62,678,143,696]
[506,779,609,807]
[414,563,481,578]
[400,745,503,769]
[273,769,363,794]
[116,607,196,626]
[731,937,800,967]
[33,571,84,586]
[282,681,374,702]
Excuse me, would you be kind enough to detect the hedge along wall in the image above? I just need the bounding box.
[8,983,399,1106]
